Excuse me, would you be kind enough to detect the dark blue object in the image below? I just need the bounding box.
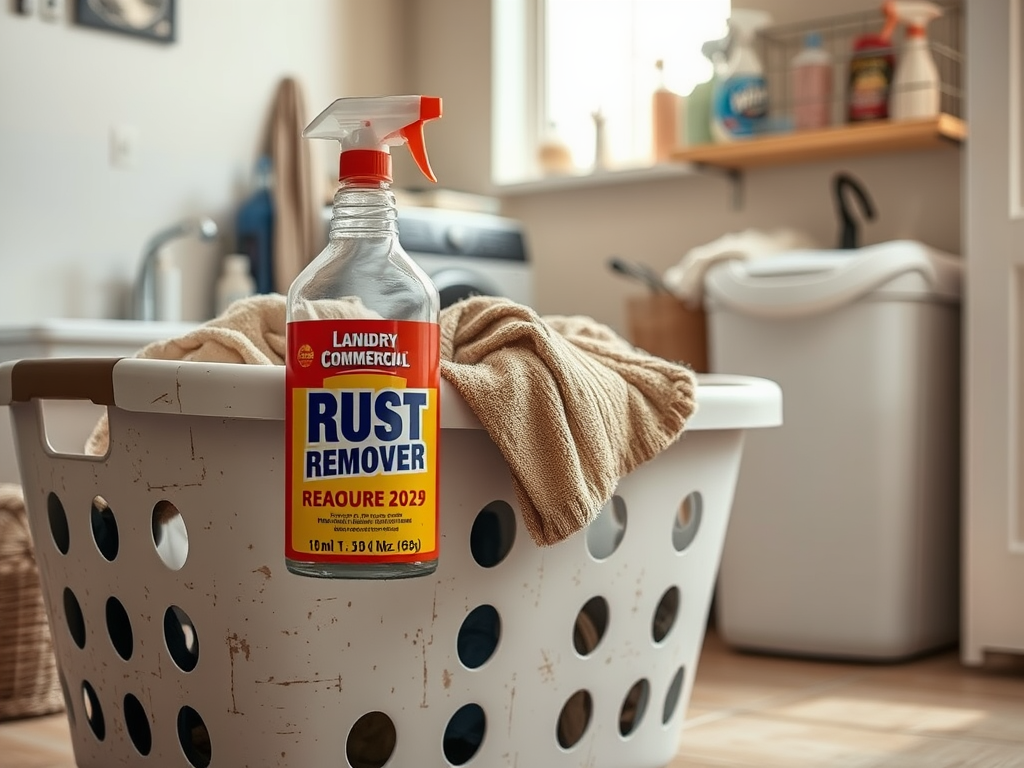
[236,156,274,293]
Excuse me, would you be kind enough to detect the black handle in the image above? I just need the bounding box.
[607,256,666,293]
[833,173,876,250]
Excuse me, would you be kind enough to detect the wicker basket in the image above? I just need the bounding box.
[0,483,64,721]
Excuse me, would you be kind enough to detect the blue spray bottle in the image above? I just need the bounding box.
[712,9,773,142]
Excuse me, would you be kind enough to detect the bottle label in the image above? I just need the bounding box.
[848,55,893,121]
[285,319,440,565]
[714,75,768,136]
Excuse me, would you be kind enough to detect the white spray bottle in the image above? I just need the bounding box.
[285,95,443,580]
[890,1,943,120]
[711,9,773,142]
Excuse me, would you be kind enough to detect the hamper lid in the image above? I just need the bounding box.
[704,239,962,319]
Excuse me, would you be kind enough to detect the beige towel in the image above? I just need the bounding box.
[440,298,696,545]
[88,295,697,546]
[269,77,322,294]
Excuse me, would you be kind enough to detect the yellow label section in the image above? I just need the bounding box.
[289,372,439,561]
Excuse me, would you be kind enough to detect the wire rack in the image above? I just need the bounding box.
[756,0,964,129]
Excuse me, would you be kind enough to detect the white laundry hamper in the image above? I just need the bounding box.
[0,358,780,768]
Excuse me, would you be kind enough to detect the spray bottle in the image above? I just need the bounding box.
[711,9,772,142]
[847,2,898,122]
[285,95,443,580]
[889,1,943,120]
[686,34,730,147]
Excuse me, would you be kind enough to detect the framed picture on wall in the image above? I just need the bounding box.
[74,0,175,44]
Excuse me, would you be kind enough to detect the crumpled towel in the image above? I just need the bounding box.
[88,294,697,546]
[440,298,696,545]
[663,227,819,307]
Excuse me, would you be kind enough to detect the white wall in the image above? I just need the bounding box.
[0,0,351,322]
[0,0,964,335]
[502,151,961,331]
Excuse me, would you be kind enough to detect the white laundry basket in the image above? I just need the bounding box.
[0,358,780,768]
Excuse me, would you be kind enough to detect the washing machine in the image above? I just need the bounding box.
[325,204,533,308]
[397,206,533,308]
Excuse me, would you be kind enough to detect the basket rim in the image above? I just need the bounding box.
[0,358,781,432]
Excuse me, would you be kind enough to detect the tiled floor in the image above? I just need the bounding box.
[673,631,1024,768]
[3,629,1024,767]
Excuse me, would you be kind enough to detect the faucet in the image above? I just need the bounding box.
[833,173,876,250]
[133,217,219,320]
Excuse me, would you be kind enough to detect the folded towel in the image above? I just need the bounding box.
[663,227,820,307]
[88,295,697,546]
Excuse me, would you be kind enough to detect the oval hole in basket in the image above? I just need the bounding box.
[672,492,703,552]
[556,689,592,750]
[443,702,486,765]
[90,496,119,561]
[82,680,104,741]
[105,596,133,661]
[63,587,86,649]
[457,604,501,669]
[619,678,650,737]
[47,492,70,555]
[470,500,516,568]
[346,711,396,768]
[124,693,152,756]
[586,495,627,560]
[164,605,199,672]
[572,596,609,656]
[652,586,680,644]
[662,666,686,724]
[177,705,211,768]
[152,500,188,571]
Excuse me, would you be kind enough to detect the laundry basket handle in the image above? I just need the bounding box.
[8,358,120,405]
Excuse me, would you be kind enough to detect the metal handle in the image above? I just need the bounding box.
[9,358,120,405]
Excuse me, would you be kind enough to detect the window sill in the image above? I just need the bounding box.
[493,162,699,196]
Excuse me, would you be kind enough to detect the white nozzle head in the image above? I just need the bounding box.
[728,8,772,40]
[303,95,442,184]
[891,1,942,34]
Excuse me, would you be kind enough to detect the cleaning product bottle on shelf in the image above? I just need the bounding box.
[847,2,898,122]
[214,253,257,315]
[790,31,833,131]
[538,121,574,175]
[592,109,609,171]
[235,155,274,294]
[652,59,680,161]
[889,0,943,120]
[285,95,443,580]
[711,9,772,142]
[687,35,730,147]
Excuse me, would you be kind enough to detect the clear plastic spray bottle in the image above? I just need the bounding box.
[285,95,443,580]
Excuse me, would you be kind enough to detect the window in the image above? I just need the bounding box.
[492,0,731,185]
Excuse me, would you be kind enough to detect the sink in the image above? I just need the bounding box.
[0,318,197,483]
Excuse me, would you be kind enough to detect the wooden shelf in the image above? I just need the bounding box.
[671,114,966,171]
